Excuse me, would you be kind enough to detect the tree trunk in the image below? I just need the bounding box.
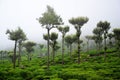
[109,39,112,48]
[77,27,81,64]
[78,36,80,64]
[62,35,64,65]
[47,29,50,69]
[87,40,89,53]
[98,42,101,53]
[70,44,72,60]
[104,33,107,61]
[18,42,22,66]
[1,52,3,63]
[13,40,17,69]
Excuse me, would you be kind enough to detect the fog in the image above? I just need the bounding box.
[0,0,120,50]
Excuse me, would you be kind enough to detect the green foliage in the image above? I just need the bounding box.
[38,5,63,27]
[37,5,63,68]
[43,34,48,40]
[23,41,36,53]
[6,27,26,41]
[20,70,33,79]
[97,21,110,32]
[113,28,120,50]
[113,28,120,40]
[6,27,27,68]
[108,33,114,40]
[69,16,89,64]
[57,25,70,64]
[58,26,69,34]
[69,17,89,26]
[0,51,120,79]
[65,34,77,45]
[50,32,58,41]
[1,4,120,80]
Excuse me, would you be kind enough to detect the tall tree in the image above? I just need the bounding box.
[65,34,76,59]
[43,32,58,64]
[69,17,89,64]
[23,41,36,61]
[17,31,27,66]
[107,33,114,48]
[93,27,103,51]
[6,27,26,68]
[85,35,93,53]
[97,21,110,60]
[57,26,69,64]
[37,5,63,69]
[113,28,120,51]
[50,32,58,64]
[0,51,3,63]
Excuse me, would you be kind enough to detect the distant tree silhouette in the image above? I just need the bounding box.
[0,51,3,63]
[85,35,93,53]
[37,5,63,68]
[57,26,69,64]
[43,32,58,64]
[38,44,44,57]
[6,27,26,68]
[23,41,36,61]
[113,28,120,51]
[93,27,103,51]
[97,21,110,60]
[69,17,89,64]
[65,34,76,59]
[18,34,27,66]
[107,33,114,48]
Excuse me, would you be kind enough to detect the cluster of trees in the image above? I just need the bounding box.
[37,5,120,69]
[2,5,120,69]
[0,51,8,63]
[6,27,36,68]
[36,5,89,69]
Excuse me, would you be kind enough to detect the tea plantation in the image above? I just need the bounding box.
[0,49,120,80]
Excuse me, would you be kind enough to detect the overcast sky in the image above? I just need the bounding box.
[0,0,120,50]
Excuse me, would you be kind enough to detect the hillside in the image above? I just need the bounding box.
[0,49,120,80]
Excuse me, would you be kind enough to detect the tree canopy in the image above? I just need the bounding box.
[69,17,89,27]
[23,41,36,53]
[38,5,63,28]
[6,27,26,41]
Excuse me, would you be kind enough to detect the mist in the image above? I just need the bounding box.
[0,0,120,50]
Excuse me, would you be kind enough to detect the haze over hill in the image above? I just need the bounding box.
[0,0,120,50]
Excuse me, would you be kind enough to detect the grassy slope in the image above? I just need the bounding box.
[0,50,120,80]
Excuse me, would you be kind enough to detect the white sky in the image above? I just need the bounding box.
[0,0,120,50]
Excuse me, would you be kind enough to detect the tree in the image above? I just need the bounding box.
[37,5,63,69]
[0,51,3,63]
[7,51,14,63]
[69,17,89,64]
[113,28,120,51]
[50,32,58,64]
[38,44,44,57]
[23,41,36,61]
[17,32,27,66]
[43,32,58,64]
[6,27,26,68]
[93,27,103,51]
[107,33,114,48]
[65,34,76,59]
[85,35,93,53]
[57,26,69,64]
[97,21,110,60]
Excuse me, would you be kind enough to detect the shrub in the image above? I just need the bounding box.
[20,70,33,79]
